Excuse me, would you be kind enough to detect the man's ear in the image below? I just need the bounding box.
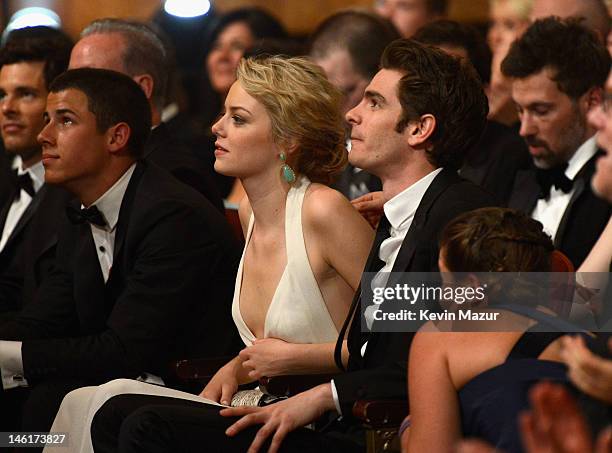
[406,114,436,148]
[107,122,131,154]
[583,86,603,112]
[132,74,154,101]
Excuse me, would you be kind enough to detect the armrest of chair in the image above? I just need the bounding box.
[259,373,337,397]
[352,399,408,429]
[172,356,233,383]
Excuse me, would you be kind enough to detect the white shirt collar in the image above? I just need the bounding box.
[86,164,136,232]
[383,168,442,230]
[18,160,45,193]
[566,135,597,180]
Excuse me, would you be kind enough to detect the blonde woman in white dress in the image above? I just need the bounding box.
[45,56,374,453]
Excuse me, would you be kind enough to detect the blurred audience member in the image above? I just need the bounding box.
[414,19,530,204]
[309,10,399,199]
[487,0,532,126]
[530,0,610,42]
[374,0,447,37]
[70,18,225,212]
[503,18,612,268]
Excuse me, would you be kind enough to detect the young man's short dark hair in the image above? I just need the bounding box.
[381,39,489,169]
[501,17,610,99]
[49,68,152,158]
[0,26,73,89]
[413,19,492,84]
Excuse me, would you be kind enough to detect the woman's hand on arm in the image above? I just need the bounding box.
[239,338,343,379]
[560,335,612,404]
[199,354,255,405]
[351,191,385,228]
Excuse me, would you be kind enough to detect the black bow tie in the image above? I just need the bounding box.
[66,205,107,227]
[535,164,573,199]
[14,171,35,198]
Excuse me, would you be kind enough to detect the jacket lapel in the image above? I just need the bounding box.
[508,168,540,213]
[390,169,457,275]
[554,150,601,247]
[108,162,146,283]
[4,185,47,247]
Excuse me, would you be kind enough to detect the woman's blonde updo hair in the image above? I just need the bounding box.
[236,55,347,185]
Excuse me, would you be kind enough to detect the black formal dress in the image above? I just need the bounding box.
[0,161,241,435]
[508,151,612,268]
[89,168,495,453]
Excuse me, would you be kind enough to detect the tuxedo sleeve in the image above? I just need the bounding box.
[331,331,413,419]
[0,238,78,341]
[18,201,230,382]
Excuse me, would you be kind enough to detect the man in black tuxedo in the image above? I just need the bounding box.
[0,68,240,435]
[0,27,74,320]
[69,18,224,213]
[89,39,494,453]
[503,18,612,268]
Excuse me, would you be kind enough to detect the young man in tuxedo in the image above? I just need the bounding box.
[503,17,612,268]
[69,18,224,213]
[89,39,494,453]
[0,26,74,320]
[0,68,240,434]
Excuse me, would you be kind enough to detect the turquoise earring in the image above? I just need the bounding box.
[280,152,296,184]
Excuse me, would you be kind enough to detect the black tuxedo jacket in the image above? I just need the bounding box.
[0,161,241,384]
[461,120,530,205]
[333,169,495,418]
[145,123,225,214]
[0,182,73,318]
[0,147,13,208]
[507,151,612,268]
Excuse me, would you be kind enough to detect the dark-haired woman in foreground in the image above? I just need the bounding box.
[405,207,590,453]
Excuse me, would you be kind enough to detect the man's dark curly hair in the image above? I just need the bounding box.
[381,39,489,169]
[501,17,610,99]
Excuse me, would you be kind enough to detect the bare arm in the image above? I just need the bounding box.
[200,354,256,405]
[575,216,612,317]
[305,187,374,292]
[239,339,348,378]
[405,332,462,452]
[578,215,612,272]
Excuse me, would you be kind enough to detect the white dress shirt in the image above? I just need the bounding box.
[0,160,45,252]
[0,164,136,390]
[331,168,442,414]
[532,136,598,241]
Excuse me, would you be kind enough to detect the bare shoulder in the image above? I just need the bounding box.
[302,183,363,230]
